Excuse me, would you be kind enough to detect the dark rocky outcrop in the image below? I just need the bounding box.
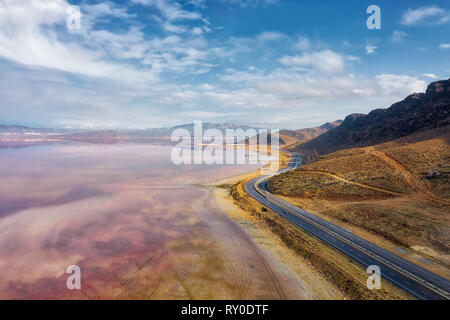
[291,79,450,158]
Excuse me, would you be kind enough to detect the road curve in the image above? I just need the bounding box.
[245,154,450,300]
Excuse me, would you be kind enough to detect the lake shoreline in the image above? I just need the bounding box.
[201,164,346,300]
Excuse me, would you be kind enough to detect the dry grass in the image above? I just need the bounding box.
[322,200,449,252]
[268,169,396,200]
[381,138,450,198]
[226,172,411,300]
[268,134,450,267]
[289,149,415,194]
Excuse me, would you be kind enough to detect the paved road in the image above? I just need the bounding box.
[245,153,450,300]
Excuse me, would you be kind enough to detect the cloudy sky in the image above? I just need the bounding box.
[0,0,449,129]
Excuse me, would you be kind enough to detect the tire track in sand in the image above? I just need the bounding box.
[205,190,286,300]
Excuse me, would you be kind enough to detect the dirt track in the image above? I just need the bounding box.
[298,169,406,196]
[367,148,449,205]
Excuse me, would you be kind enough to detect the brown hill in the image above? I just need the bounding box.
[268,127,450,268]
[279,121,342,146]
[290,79,450,162]
[248,121,342,147]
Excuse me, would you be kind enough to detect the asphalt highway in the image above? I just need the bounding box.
[245,153,450,300]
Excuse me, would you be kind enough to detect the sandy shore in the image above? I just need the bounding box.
[201,170,345,300]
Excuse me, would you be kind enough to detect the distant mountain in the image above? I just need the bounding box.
[279,121,343,146]
[118,127,172,137]
[0,125,66,134]
[290,78,450,161]
[0,122,254,137]
[116,122,258,141]
[172,122,257,135]
[54,130,122,144]
[0,122,259,148]
[246,121,342,147]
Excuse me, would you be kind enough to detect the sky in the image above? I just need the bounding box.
[0,0,449,129]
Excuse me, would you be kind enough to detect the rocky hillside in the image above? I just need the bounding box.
[247,121,342,147]
[279,121,342,146]
[290,79,450,160]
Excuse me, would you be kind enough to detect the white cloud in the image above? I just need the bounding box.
[0,0,162,83]
[345,55,360,62]
[87,27,149,60]
[0,0,222,82]
[192,27,204,35]
[221,0,280,7]
[365,45,377,55]
[422,73,437,79]
[197,83,215,90]
[401,6,450,25]
[81,1,135,20]
[293,36,311,51]
[0,60,174,128]
[279,50,345,73]
[131,0,208,34]
[188,0,207,8]
[376,74,427,96]
[0,0,438,129]
[439,43,450,49]
[178,111,230,118]
[215,32,289,61]
[132,0,202,21]
[0,0,236,128]
[391,30,408,43]
[216,67,426,111]
[256,31,287,42]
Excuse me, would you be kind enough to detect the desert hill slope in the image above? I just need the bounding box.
[290,79,450,161]
[247,121,342,147]
[278,121,342,146]
[269,127,450,271]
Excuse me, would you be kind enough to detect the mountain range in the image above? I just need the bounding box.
[2,78,449,152]
[278,121,343,146]
[289,78,450,162]
[0,122,261,148]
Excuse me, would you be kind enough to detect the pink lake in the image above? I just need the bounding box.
[0,143,285,299]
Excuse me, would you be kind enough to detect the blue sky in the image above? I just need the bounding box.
[0,0,449,129]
